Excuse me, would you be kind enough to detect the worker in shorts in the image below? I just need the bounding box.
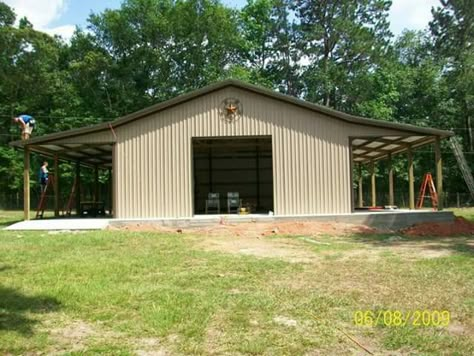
[39,161,49,193]
[13,114,36,140]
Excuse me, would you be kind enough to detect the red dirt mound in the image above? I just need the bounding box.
[109,220,379,237]
[402,217,474,237]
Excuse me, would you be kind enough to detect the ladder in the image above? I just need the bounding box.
[36,174,55,219]
[64,177,78,216]
[416,172,438,209]
[450,137,474,201]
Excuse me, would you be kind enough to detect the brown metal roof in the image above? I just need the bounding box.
[10,79,454,149]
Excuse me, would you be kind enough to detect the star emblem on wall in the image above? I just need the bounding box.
[220,98,242,123]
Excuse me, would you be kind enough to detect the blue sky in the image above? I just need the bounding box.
[4,0,440,40]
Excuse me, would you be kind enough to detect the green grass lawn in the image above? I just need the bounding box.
[449,207,474,222]
[0,210,473,355]
[0,210,55,229]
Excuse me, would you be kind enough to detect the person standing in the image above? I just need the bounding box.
[39,161,49,193]
[13,114,36,140]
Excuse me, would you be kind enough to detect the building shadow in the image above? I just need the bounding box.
[0,284,61,335]
[0,265,12,273]
[350,233,474,257]
[0,218,21,229]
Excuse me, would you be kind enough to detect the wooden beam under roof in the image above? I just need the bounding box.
[39,143,113,162]
[53,143,113,155]
[29,144,110,169]
[351,136,436,163]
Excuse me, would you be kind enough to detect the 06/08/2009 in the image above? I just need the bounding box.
[353,310,450,327]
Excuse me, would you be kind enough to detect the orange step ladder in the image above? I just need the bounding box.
[63,177,78,216]
[416,172,438,209]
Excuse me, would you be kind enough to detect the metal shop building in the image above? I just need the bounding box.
[12,80,453,221]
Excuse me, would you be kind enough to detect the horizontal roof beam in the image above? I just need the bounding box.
[28,145,111,169]
[354,136,436,164]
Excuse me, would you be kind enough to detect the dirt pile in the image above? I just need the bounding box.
[108,223,177,233]
[109,220,378,237]
[209,221,377,237]
[109,218,474,238]
[402,217,474,237]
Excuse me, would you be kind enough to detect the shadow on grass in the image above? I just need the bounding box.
[0,210,25,229]
[0,219,21,229]
[0,285,61,335]
[0,265,13,273]
[350,233,474,257]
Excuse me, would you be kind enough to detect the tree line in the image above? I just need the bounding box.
[0,0,472,206]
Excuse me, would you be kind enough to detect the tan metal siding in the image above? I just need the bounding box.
[114,87,410,218]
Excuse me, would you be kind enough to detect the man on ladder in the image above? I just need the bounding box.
[36,161,53,219]
[39,161,49,193]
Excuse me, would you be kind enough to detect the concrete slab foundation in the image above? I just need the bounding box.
[111,210,455,231]
[4,210,454,231]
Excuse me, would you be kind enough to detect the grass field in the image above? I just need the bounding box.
[450,207,474,222]
[0,209,473,355]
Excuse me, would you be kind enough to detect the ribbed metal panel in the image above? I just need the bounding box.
[113,87,408,218]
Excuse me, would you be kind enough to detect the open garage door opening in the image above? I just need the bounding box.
[193,137,274,215]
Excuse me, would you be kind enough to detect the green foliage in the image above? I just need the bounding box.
[0,147,22,191]
[0,1,15,27]
[292,0,392,108]
[430,0,474,152]
[239,0,301,93]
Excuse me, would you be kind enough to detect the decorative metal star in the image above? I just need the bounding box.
[220,98,242,123]
[225,103,238,115]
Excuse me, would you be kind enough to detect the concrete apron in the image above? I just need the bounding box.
[4,219,111,231]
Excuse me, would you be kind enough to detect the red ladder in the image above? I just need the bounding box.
[64,177,78,216]
[36,174,55,219]
[416,172,438,209]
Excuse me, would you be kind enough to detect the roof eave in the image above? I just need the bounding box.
[226,80,454,138]
[9,79,454,147]
[9,122,112,148]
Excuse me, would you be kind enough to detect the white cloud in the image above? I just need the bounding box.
[389,0,440,35]
[42,25,76,40]
[4,0,74,40]
[4,0,68,28]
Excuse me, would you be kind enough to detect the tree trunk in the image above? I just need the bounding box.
[323,55,330,106]
[466,115,474,152]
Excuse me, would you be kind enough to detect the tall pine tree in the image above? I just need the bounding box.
[292,0,392,109]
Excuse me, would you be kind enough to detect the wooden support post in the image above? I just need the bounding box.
[358,163,363,208]
[54,155,59,217]
[108,168,113,216]
[435,137,444,210]
[408,148,415,209]
[23,147,30,221]
[256,142,260,210]
[371,161,376,207]
[94,165,99,203]
[75,162,81,215]
[208,147,213,192]
[112,144,117,218]
[388,153,394,206]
